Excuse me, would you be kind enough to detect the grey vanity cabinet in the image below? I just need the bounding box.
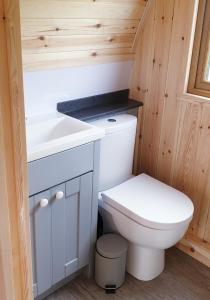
[29,172,93,297]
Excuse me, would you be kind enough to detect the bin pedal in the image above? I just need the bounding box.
[105,284,117,294]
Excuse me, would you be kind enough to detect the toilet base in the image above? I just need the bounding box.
[126,243,165,281]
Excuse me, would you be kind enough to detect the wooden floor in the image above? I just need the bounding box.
[45,248,210,300]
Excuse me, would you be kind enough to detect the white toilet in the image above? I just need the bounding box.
[90,114,194,281]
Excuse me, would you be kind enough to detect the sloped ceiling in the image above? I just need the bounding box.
[20,0,148,71]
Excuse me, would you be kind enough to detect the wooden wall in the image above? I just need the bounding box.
[20,0,147,71]
[130,0,210,267]
[0,0,32,299]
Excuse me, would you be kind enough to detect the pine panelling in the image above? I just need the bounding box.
[173,101,202,196]
[23,48,134,72]
[140,0,174,176]
[129,1,155,173]
[193,105,210,240]
[0,0,33,299]
[20,0,148,70]
[129,0,155,101]
[130,0,210,266]
[177,235,210,268]
[157,0,197,185]
[133,107,143,175]
[22,34,135,54]
[21,19,139,36]
[172,101,202,236]
[20,0,145,20]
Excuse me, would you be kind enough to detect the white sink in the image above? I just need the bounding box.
[26,113,104,162]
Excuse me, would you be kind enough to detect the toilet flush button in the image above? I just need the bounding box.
[107,118,116,122]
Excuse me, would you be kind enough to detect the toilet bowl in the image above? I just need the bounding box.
[101,174,194,281]
[89,114,194,281]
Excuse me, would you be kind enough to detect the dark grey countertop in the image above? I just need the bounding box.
[57,90,143,121]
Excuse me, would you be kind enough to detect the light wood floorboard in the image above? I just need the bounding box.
[45,248,210,300]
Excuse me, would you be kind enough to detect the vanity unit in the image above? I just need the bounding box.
[27,114,104,299]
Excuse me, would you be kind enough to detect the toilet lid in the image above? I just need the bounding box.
[102,174,194,230]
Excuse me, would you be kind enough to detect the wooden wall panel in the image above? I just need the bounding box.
[23,48,134,71]
[172,101,202,236]
[20,0,146,19]
[20,0,148,71]
[21,19,139,36]
[157,0,197,184]
[130,1,156,172]
[130,0,210,267]
[0,0,33,299]
[139,0,175,176]
[22,34,135,54]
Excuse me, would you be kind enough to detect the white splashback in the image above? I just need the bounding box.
[23,61,133,118]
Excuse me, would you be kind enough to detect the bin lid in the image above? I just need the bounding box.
[96,234,128,259]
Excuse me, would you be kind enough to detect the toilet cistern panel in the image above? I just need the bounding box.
[89,114,137,192]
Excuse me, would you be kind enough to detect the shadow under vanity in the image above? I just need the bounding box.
[28,89,142,299]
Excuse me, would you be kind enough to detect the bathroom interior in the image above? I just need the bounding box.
[1,0,210,299]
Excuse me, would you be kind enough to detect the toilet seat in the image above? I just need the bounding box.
[102,174,194,230]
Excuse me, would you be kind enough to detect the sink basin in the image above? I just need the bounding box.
[26,113,104,162]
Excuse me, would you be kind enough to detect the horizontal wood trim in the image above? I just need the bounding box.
[22,48,134,71]
[22,34,135,54]
[21,19,139,36]
[188,87,210,99]
[20,0,146,20]
[179,93,210,104]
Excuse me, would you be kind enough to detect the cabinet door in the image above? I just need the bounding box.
[30,172,93,296]
[78,172,93,268]
[51,183,66,285]
[29,197,38,298]
[64,172,93,276]
[30,190,52,296]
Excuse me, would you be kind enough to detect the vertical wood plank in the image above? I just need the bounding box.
[0,0,33,299]
[133,107,143,175]
[157,0,197,184]
[140,0,175,176]
[172,101,202,196]
[130,0,155,101]
[191,106,210,240]
[172,101,202,236]
[130,0,156,176]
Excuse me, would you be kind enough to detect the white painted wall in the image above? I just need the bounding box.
[23,61,133,117]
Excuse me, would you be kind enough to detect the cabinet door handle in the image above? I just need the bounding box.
[55,191,64,200]
[40,198,49,208]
